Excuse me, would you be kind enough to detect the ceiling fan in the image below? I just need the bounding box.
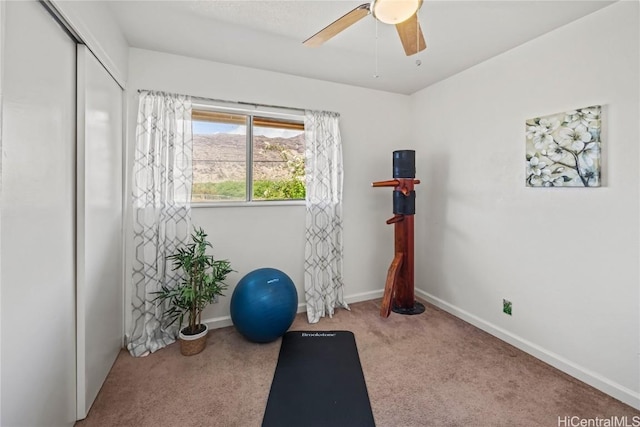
[303,0,426,56]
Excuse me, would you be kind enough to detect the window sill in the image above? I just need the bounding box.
[192,200,306,208]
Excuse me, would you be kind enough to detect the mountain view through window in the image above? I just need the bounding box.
[192,110,305,202]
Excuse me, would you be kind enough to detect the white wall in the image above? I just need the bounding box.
[52,0,129,87]
[411,1,639,408]
[124,48,412,332]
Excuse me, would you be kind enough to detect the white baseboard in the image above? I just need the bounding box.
[344,289,385,304]
[202,315,234,330]
[415,288,640,410]
[202,289,385,331]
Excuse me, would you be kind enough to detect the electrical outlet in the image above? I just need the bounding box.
[503,299,512,315]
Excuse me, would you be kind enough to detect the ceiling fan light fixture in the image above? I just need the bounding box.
[371,0,422,25]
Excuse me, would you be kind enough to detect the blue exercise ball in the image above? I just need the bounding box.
[230,268,298,343]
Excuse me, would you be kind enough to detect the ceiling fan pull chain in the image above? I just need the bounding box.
[374,19,380,78]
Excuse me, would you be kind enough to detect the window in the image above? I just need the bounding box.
[191,107,305,203]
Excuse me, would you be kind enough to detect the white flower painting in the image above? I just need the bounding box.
[526,105,601,187]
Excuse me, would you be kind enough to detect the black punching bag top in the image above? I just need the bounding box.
[393,150,416,178]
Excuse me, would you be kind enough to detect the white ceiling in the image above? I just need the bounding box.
[108,0,615,94]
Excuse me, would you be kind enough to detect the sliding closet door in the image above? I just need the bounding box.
[1,1,77,426]
[76,45,124,419]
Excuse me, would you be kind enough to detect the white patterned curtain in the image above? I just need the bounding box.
[304,110,349,323]
[127,91,193,357]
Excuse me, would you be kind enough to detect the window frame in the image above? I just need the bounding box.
[191,102,306,208]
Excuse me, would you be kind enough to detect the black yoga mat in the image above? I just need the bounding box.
[262,331,376,427]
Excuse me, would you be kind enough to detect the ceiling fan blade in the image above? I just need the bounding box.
[395,14,426,56]
[303,3,370,47]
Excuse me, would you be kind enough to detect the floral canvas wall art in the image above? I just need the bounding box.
[525,105,601,187]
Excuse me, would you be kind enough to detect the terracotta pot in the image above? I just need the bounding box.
[179,324,208,356]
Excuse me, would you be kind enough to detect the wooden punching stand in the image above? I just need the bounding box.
[372,150,425,318]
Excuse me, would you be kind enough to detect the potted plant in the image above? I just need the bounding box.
[155,227,233,356]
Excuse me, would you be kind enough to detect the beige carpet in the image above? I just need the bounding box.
[76,299,639,427]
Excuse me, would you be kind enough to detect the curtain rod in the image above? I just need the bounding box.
[136,89,338,116]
